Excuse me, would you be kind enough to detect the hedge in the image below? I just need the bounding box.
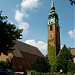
[31,71,74,75]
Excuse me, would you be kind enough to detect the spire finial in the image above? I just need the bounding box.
[51,0,54,7]
[50,0,55,13]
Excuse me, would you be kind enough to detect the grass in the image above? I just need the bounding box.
[27,70,75,75]
[31,71,75,75]
[49,72,74,75]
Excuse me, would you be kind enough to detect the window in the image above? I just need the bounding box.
[57,27,59,32]
[19,66,22,68]
[50,26,52,31]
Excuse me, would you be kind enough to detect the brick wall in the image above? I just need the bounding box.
[12,52,40,71]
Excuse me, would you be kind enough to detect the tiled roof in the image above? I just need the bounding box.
[70,48,75,56]
[13,45,23,58]
[13,41,44,58]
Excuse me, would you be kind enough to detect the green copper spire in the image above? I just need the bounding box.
[51,0,54,8]
[50,0,55,13]
[48,0,59,25]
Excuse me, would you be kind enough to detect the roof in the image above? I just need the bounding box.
[13,41,44,58]
[70,48,75,56]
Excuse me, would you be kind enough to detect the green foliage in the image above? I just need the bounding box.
[48,39,56,64]
[56,45,73,73]
[68,62,75,73]
[32,57,51,73]
[48,38,57,72]
[31,71,73,75]
[3,61,10,66]
[0,11,23,54]
[0,60,12,69]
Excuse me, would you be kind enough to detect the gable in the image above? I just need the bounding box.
[13,41,44,57]
[70,48,75,56]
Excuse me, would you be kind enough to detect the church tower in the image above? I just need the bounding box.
[48,0,60,65]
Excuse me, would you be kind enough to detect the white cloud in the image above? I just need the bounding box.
[15,10,24,22]
[14,0,41,35]
[61,45,63,49]
[10,22,14,24]
[25,39,47,55]
[19,22,29,34]
[15,10,29,34]
[8,21,14,24]
[68,29,75,38]
[21,0,40,10]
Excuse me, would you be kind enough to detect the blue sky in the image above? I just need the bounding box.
[0,0,74,55]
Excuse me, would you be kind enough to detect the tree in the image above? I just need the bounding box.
[0,60,11,69]
[56,45,73,73]
[32,57,51,73]
[0,11,23,55]
[68,62,75,73]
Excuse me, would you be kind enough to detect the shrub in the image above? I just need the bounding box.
[32,57,51,73]
[68,62,75,73]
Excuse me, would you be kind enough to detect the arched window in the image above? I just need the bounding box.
[50,25,52,31]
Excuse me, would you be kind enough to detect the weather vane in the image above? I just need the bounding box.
[70,0,75,5]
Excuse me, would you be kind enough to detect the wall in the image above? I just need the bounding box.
[12,52,40,71]
[0,52,13,61]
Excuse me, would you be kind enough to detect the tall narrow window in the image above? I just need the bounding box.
[57,27,58,32]
[50,26,52,31]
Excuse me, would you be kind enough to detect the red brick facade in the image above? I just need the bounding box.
[12,41,44,71]
[48,23,60,55]
[12,53,40,71]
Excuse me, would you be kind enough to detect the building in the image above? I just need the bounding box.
[12,41,44,71]
[70,48,75,63]
[48,0,60,65]
[0,52,13,62]
[0,0,75,72]
[0,41,44,71]
[48,0,75,65]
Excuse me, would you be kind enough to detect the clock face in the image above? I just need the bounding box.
[50,19,54,22]
[50,18,54,24]
[48,18,58,25]
[48,18,57,25]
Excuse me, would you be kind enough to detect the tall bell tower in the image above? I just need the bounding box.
[48,0,60,65]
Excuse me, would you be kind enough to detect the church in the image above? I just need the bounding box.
[0,41,44,71]
[47,0,75,65]
[12,41,44,71]
[48,0,60,65]
[0,0,75,72]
